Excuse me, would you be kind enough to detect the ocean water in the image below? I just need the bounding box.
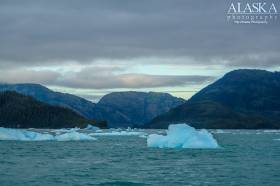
[0,129,280,186]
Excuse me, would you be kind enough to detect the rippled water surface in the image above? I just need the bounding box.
[0,130,280,186]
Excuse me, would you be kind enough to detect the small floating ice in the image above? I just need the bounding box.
[90,130,145,136]
[0,127,96,141]
[213,129,228,134]
[139,134,148,138]
[147,124,219,149]
[55,131,96,141]
[51,127,80,134]
[84,125,100,131]
[263,130,280,133]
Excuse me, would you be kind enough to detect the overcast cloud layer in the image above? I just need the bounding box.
[0,0,279,99]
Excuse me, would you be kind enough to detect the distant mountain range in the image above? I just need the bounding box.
[92,92,185,127]
[147,69,280,129]
[0,91,106,129]
[0,84,184,128]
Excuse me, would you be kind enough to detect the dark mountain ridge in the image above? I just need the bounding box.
[189,69,280,111]
[0,91,106,129]
[148,69,280,129]
[0,83,97,119]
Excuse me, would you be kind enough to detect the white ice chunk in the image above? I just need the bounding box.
[55,131,96,141]
[90,130,145,136]
[263,130,280,133]
[85,125,100,131]
[139,134,148,138]
[51,127,80,134]
[215,129,226,134]
[147,124,219,149]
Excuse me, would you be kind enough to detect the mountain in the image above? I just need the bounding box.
[0,84,185,128]
[0,83,97,119]
[0,91,106,129]
[147,69,280,129]
[92,91,185,127]
[189,69,280,111]
[148,101,272,129]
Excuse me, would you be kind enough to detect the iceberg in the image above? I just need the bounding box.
[0,127,96,141]
[147,124,219,149]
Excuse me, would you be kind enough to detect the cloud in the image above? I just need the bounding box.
[57,66,214,89]
[0,69,60,84]
[59,73,213,89]
[224,52,280,68]
[0,0,279,69]
[0,67,214,89]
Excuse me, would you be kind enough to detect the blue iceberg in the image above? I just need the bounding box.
[147,124,219,149]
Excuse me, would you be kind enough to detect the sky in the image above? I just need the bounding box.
[0,0,279,102]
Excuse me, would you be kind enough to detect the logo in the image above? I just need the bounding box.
[227,2,278,24]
